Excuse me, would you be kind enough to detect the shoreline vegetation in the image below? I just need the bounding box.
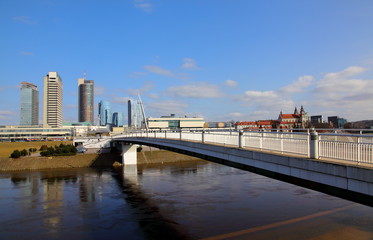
[0,141,201,172]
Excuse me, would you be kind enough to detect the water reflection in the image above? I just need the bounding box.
[0,160,372,240]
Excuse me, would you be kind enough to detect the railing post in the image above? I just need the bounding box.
[179,129,182,140]
[202,130,205,143]
[357,136,361,164]
[309,128,319,159]
[238,130,244,148]
[165,130,167,139]
[259,132,263,149]
[280,133,284,153]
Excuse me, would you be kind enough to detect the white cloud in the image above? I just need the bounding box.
[129,71,148,78]
[126,82,154,96]
[233,65,373,121]
[13,16,37,24]
[315,66,368,93]
[0,110,16,120]
[236,85,296,120]
[280,75,313,93]
[181,58,200,70]
[147,93,160,99]
[166,82,223,98]
[0,85,19,92]
[242,90,278,100]
[224,79,238,87]
[220,112,246,121]
[20,51,33,56]
[64,104,77,109]
[111,96,130,104]
[311,66,373,120]
[323,66,366,80]
[144,65,174,77]
[134,0,153,12]
[146,101,189,116]
[95,86,106,95]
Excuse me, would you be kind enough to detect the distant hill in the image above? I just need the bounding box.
[349,120,373,129]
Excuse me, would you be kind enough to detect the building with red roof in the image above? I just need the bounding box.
[235,106,309,131]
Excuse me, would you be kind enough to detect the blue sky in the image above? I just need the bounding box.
[1,0,373,125]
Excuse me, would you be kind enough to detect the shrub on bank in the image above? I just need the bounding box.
[39,145,48,151]
[20,149,28,156]
[10,149,34,158]
[29,148,37,153]
[40,144,77,157]
[10,150,21,158]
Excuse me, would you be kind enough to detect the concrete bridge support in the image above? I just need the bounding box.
[121,143,138,165]
[123,165,138,184]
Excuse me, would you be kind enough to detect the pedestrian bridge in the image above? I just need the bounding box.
[74,129,373,206]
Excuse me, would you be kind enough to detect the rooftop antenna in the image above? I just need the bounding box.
[84,70,87,80]
[138,93,148,130]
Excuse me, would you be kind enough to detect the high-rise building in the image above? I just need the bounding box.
[98,100,111,126]
[112,112,123,127]
[43,72,63,128]
[128,99,144,129]
[20,82,39,125]
[78,78,94,124]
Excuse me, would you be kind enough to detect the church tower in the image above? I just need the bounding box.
[300,105,308,127]
[294,107,299,115]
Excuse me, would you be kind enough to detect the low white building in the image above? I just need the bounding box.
[147,116,205,129]
[0,125,73,141]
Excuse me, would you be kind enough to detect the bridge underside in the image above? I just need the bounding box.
[115,137,373,207]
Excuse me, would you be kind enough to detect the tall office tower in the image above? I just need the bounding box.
[98,100,111,126]
[43,72,63,128]
[20,82,39,125]
[78,78,94,124]
[112,112,123,127]
[128,99,144,129]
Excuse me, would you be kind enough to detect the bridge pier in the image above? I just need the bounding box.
[121,143,138,165]
[123,165,138,184]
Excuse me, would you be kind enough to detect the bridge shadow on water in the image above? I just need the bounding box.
[87,149,193,240]
[109,166,192,239]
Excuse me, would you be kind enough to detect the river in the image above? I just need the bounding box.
[0,159,372,240]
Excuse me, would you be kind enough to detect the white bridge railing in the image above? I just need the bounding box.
[113,130,373,165]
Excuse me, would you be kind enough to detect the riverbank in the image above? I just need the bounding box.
[0,141,73,158]
[0,150,201,172]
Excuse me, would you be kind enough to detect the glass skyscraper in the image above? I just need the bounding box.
[98,100,111,126]
[128,99,144,129]
[20,82,39,125]
[112,112,123,127]
[78,78,94,124]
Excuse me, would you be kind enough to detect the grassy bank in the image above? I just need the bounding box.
[0,150,202,172]
[0,141,72,158]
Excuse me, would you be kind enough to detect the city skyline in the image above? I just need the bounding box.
[1,1,373,125]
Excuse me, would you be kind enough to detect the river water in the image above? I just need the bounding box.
[0,159,372,240]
